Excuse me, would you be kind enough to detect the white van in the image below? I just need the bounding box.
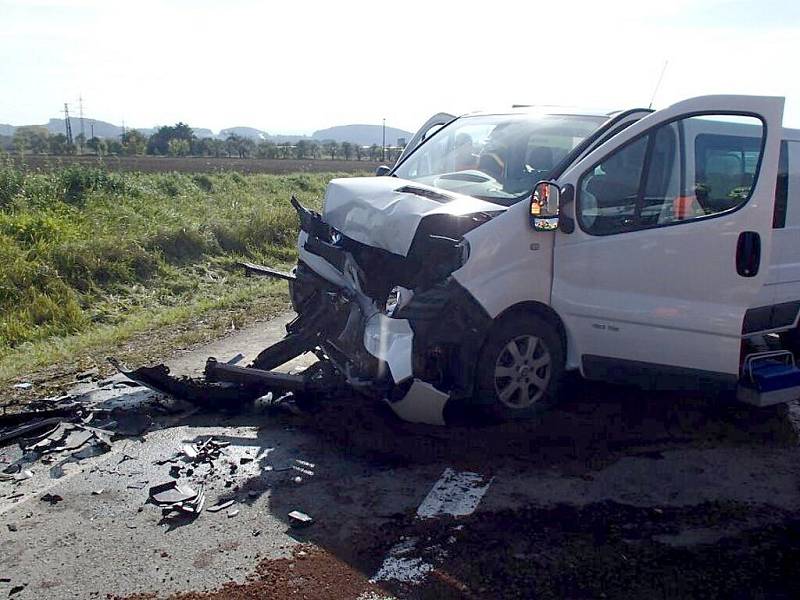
[281,95,800,424]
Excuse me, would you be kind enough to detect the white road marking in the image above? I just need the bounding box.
[370,538,433,584]
[371,468,493,584]
[417,467,493,519]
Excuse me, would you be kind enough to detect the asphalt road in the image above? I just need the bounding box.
[2,314,800,599]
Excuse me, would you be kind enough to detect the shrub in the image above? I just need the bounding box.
[51,238,160,291]
[193,174,214,192]
[148,226,220,264]
[0,163,24,208]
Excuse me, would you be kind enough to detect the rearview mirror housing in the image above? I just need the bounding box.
[529,181,560,231]
[375,165,392,177]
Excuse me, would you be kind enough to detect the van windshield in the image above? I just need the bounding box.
[394,113,606,205]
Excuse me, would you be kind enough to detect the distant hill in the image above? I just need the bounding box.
[2,118,413,145]
[193,128,215,139]
[219,126,268,140]
[312,124,412,146]
[44,118,126,139]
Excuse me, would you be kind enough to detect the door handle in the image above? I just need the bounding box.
[736,231,761,277]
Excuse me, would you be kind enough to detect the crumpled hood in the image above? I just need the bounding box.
[322,177,506,257]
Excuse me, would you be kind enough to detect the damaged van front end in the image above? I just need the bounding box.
[114,109,610,424]
[289,176,505,424]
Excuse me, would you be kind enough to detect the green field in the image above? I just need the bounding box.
[0,159,351,387]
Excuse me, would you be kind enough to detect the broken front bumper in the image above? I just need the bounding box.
[113,196,493,427]
[292,201,493,425]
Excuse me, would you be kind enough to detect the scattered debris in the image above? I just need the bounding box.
[149,481,204,515]
[6,523,18,532]
[91,489,104,496]
[9,584,26,596]
[11,383,32,390]
[17,421,112,457]
[227,509,240,518]
[288,510,314,528]
[182,437,230,464]
[207,499,235,513]
[149,481,197,504]
[0,417,64,446]
[40,493,63,505]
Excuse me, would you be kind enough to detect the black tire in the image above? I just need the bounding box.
[475,313,565,421]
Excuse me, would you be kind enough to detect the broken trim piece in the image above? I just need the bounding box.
[108,358,264,408]
[385,379,448,426]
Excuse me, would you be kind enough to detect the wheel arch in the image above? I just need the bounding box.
[489,301,568,359]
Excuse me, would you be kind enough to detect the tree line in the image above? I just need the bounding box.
[1,122,403,162]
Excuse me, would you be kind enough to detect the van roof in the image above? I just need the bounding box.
[783,127,800,142]
[461,106,617,119]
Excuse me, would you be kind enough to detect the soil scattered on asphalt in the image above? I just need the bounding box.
[393,501,800,599]
[118,545,387,600]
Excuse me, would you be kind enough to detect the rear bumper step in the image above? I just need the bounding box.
[737,350,800,407]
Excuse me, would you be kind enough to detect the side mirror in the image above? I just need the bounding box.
[375,165,392,176]
[529,181,560,231]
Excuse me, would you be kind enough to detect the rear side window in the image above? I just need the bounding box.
[695,133,762,213]
[773,141,789,228]
[578,114,765,236]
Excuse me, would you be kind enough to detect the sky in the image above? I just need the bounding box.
[1,0,799,135]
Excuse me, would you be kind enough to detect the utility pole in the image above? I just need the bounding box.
[382,118,386,162]
[78,94,85,153]
[90,120,95,140]
[63,103,73,145]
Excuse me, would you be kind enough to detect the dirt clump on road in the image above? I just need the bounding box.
[407,500,800,599]
[132,545,388,600]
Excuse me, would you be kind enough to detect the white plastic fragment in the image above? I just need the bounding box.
[386,380,448,426]
[362,314,414,383]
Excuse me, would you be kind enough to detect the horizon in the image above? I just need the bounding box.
[2,0,800,131]
[0,116,413,139]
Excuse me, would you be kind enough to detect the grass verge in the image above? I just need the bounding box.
[0,159,360,403]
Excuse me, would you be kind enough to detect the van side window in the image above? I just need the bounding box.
[695,133,762,213]
[578,136,647,234]
[578,114,765,236]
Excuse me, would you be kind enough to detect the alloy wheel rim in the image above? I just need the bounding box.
[493,334,551,409]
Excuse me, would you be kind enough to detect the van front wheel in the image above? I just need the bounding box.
[475,315,565,420]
